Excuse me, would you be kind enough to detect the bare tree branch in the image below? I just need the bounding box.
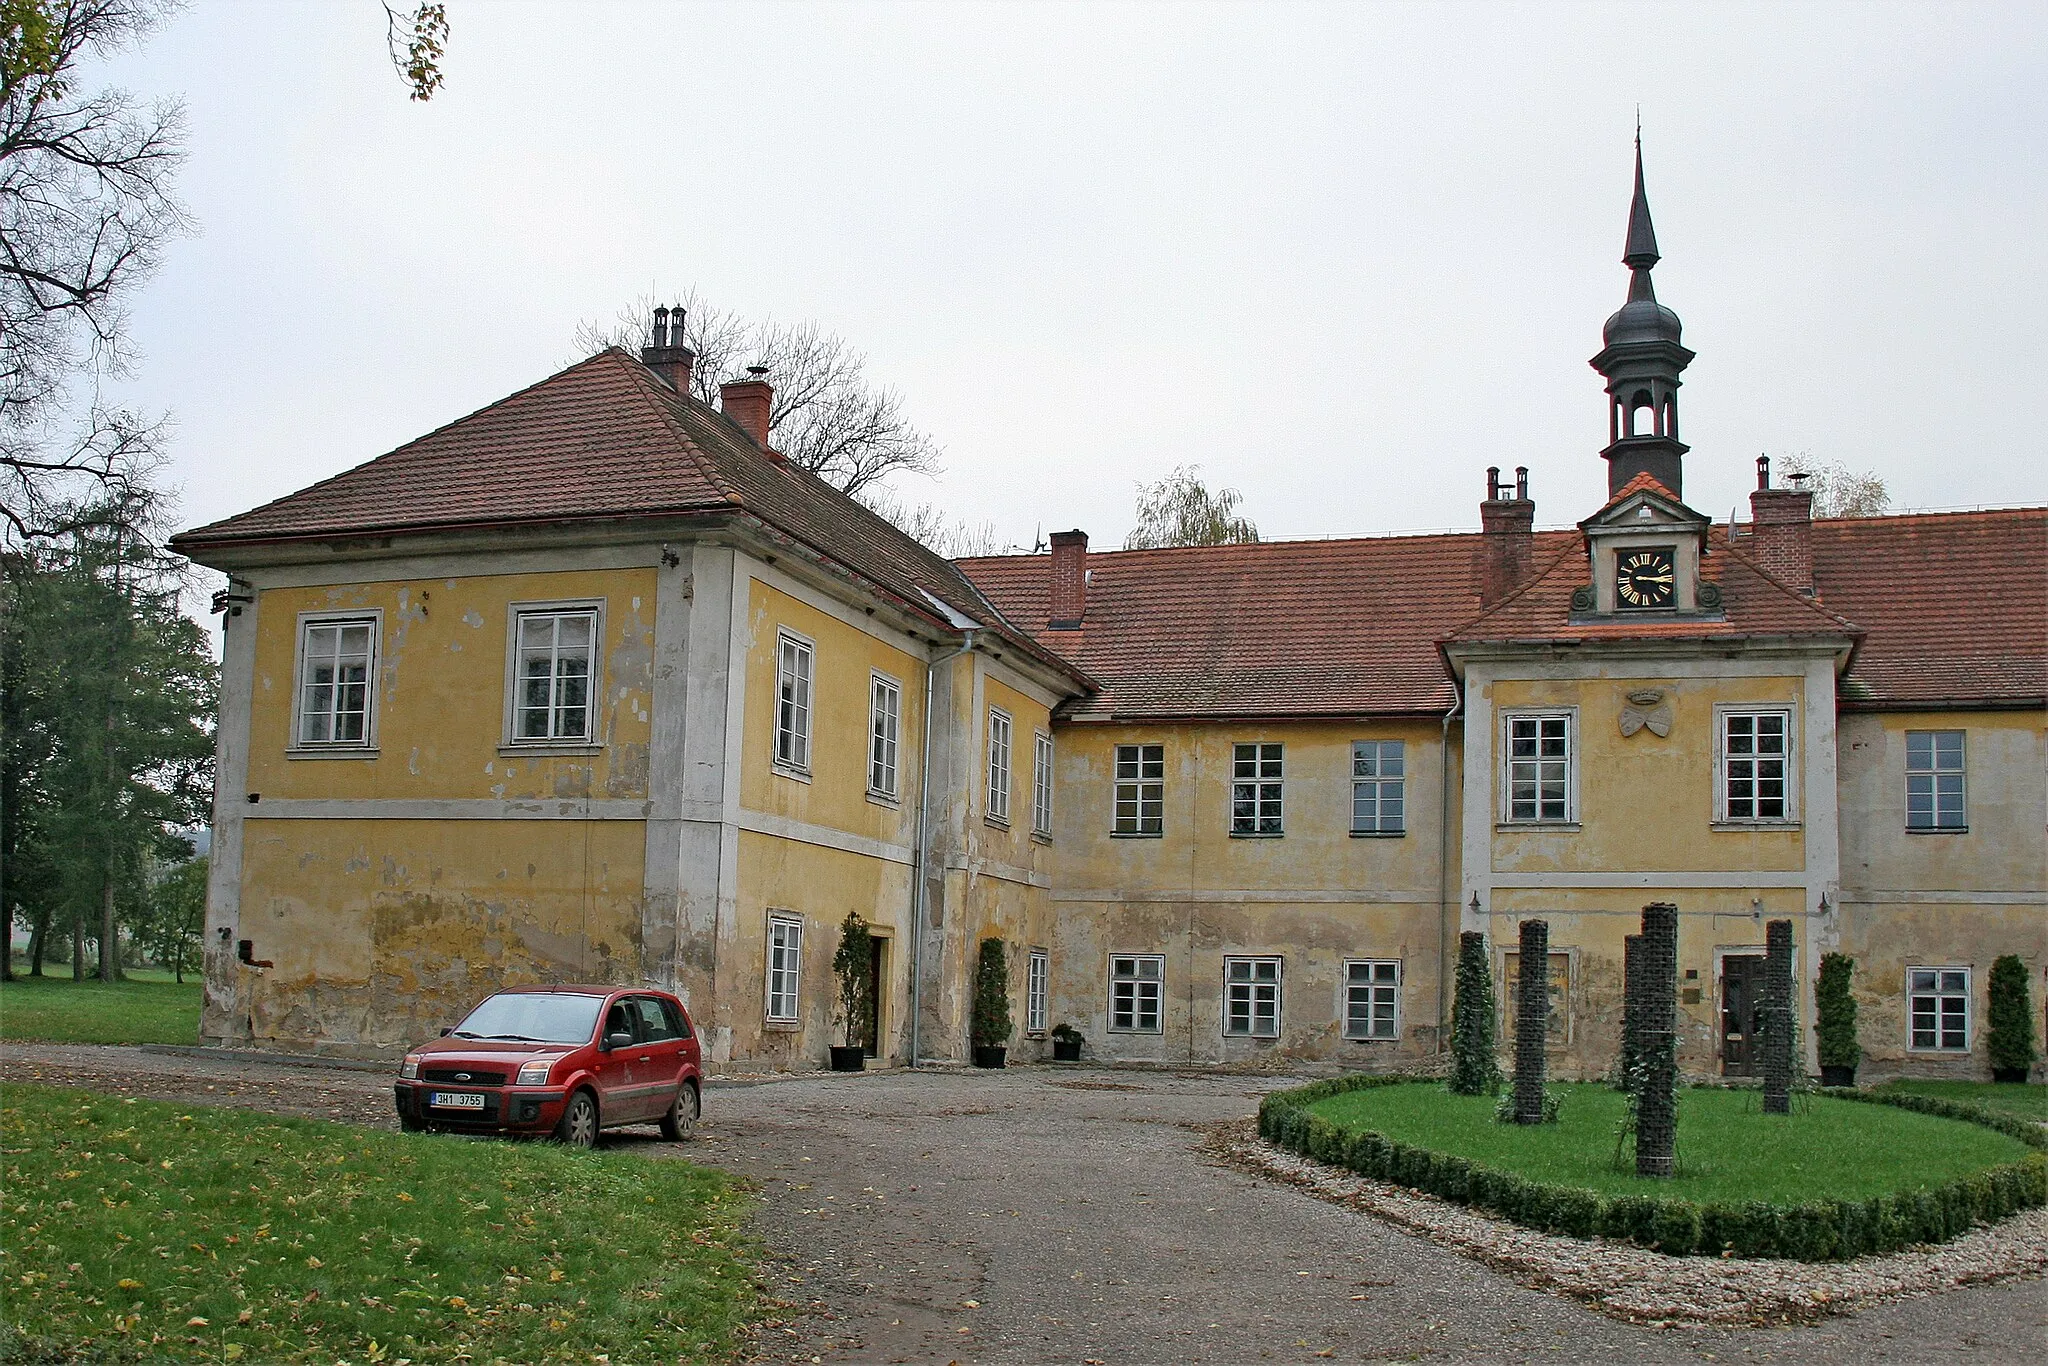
[856,486,1003,559]
[382,2,448,102]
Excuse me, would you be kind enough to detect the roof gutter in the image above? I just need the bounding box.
[909,628,977,1068]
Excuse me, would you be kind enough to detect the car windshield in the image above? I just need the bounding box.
[451,993,604,1045]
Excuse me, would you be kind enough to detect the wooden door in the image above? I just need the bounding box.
[861,938,884,1057]
[1721,955,1765,1076]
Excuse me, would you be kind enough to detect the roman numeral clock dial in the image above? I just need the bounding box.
[1617,547,1676,609]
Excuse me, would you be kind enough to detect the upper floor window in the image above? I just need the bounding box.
[1344,960,1401,1040]
[869,673,901,799]
[512,607,597,743]
[1032,731,1055,837]
[1504,712,1573,823]
[295,614,378,748]
[1113,743,1164,836]
[774,631,813,774]
[1231,743,1284,835]
[1351,740,1405,834]
[1908,966,1970,1052]
[1109,954,1164,1032]
[1025,948,1050,1034]
[1223,956,1282,1038]
[1905,730,1966,831]
[766,915,803,1023]
[987,707,1013,824]
[1720,709,1793,823]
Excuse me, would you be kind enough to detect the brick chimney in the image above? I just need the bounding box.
[1479,466,1535,606]
[1748,456,1814,594]
[640,305,696,395]
[720,366,774,450]
[1048,529,1088,628]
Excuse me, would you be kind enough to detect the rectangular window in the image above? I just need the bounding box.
[512,609,597,742]
[1905,730,1966,830]
[1113,743,1164,836]
[869,673,901,798]
[1722,710,1791,822]
[1231,743,1284,835]
[774,631,813,773]
[1505,714,1572,822]
[1908,966,1970,1051]
[1026,948,1049,1034]
[1032,731,1055,836]
[1224,957,1282,1037]
[1351,740,1406,834]
[987,707,1013,823]
[1502,951,1571,1045]
[766,915,803,1022]
[296,617,377,747]
[1344,960,1401,1040]
[1109,954,1163,1032]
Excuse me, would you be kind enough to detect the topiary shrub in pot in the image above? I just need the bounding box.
[1049,1022,1084,1062]
[1815,952,1860,1087]
[971,936,1012,1068]
[1987,954,2038,1084]
[830,912,875,1072]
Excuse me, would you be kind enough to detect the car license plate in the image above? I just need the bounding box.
[429,1091,486,1110]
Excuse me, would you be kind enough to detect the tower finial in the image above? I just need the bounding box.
[1624,132,1660,270]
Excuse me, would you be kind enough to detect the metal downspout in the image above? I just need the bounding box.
[1437,685,1464,1057]
[909,630,976,1068]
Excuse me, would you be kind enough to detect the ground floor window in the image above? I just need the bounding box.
[1224,957,1282,1038]
[1501,950,1570,1045]
[766,915,803,1022]
[1344,960,1400,1040]
[1110,954,1163,1032]
[1026,948,1050,1034]
[1908,966,1970,1051]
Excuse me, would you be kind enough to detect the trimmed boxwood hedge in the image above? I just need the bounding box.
[1257,1075,2046,1262]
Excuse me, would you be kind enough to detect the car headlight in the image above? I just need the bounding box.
[400,1055,420,1080]
[516,1058,559,1086]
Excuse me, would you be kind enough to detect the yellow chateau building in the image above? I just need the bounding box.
[173,158,2046,1081]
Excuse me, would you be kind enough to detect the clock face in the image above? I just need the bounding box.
[1616,546,1677,610]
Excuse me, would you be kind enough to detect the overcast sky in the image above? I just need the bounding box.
[98,0,2046,563]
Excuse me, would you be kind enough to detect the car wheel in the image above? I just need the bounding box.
[554,1089,599,1148]
[399,1113,428,1134]
[659,1080,700,1141]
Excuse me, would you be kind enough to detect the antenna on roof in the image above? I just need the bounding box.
[1032,523,1046,554]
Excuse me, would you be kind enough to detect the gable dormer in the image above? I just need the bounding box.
[1572,474,1721,617]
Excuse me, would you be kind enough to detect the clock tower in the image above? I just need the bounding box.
[1590,137,1695,500]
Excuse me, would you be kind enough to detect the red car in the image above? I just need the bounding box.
[394,985,702,1146]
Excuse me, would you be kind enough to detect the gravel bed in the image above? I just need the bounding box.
[1210,1117,2048,1326]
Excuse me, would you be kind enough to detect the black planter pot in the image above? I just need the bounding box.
[1052,1039,1083,1062]
[972,1045,1007,1069]
[829,1045,866,1073]
[1819,1064,1857,1088]
[1991,1066,2030,1084]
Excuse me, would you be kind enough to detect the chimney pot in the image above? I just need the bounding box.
[720,371,775,449]
[1756,454,1771,490]
[1048,529,1088,628]
[640,307,696,395]
[1479,470,1535,606]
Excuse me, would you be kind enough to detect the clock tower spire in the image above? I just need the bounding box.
[1590,135,1695,499]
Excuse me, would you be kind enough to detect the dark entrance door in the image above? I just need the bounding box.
[861,937,885,1057]
[1721,955,1765,1076]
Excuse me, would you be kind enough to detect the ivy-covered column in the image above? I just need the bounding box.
[1635,902,1678,1177]
[1512,918,1550,1124]
[1449,931,1499,1095]
[1762,918,1794,1115]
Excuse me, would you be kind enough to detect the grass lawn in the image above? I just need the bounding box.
[0,972,202,1045]
[1307,1082,2034,1205]
[0,1084,761,1363]
[1873,1079,2048,1124]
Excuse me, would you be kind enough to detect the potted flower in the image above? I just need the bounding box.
[1815,952,1860,1087]
[970,936,1011,1068]
[1049,1023,1084,1062]
[1987,954,2038,1084]
[830,912,875,1073]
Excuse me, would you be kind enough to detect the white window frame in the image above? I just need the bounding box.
[766,915,803,1024]
[1905,730,1967,832]
[869,671,902,800]
[986,706,1013,825]
[1109,954,1164,1033]
[290,610,382,753]
[1907,965,1971,1053]
[503,601,604,749]
[1224,956,1282,1038]
[1351,739,1406,835]
[1032,730,1055,837]
[1026,948,1050,1035]
[773,629,814,776]
[1714,704,1798,825]
[1343,959,1401,1040]
[1500,709,1577,825]
[1113,743,1165,837]
[1230,742,1284,836]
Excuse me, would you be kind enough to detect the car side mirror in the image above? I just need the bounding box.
[604,1031,634,1052]
[440,1027,454,1037]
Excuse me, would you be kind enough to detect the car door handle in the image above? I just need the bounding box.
[638,1056,651,1063]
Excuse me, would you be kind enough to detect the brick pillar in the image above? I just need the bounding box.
[1513,919,1550,1124]
[1635,902,1678,1177]
[1763,919,1795,1115]
[1618,932,1644,1091]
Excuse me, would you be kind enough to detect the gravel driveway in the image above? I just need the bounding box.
[3,1045,2042,1363]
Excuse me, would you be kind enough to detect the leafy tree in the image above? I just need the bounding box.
[970,936,1011,1050]
[831,911,874,1050]
[1782,456,1890,518]
[1447,931,1500,1095]
[383,3,449,101]
[133,852,203,981]
[1122,465,1259,549]
[574,289,943,498]
[1986,954,2037,1077]
[1814,952,1859,1072]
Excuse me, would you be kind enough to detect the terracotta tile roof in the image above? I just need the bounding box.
[171,350,1080,684]
[1587,471,1688,518]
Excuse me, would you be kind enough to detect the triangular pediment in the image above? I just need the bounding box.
[1579,473,1710,534]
